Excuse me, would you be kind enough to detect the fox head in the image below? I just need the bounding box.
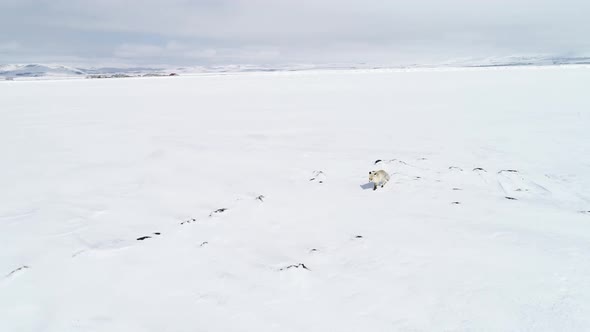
[368,171,376,182]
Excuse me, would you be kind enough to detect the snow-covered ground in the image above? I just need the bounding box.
[1,66,590,331]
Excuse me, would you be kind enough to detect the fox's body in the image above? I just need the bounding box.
[369,170,390,191]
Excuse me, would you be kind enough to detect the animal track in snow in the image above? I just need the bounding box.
[375,158,426,170]
[496,170,550,200]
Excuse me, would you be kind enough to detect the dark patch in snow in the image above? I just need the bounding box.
[309,171,325,183]
[279,263,310,271]
[498,169,519,174]
[449,166,463,171]
[309,248,318,253]
[72,250,87,258]
[199,241,209,247]
[414,176,422,179]
[181,218,196,225]
[505,196,518,200]
[452,188,462,191]
[5,265,30,278]
[579,210,590,214]
[451,201,461,205]
[256,195,265,202]
[374,159,382,164]
[137,232,160,240]
[354,235,364,239]
[209,208,227,217]
[473,167,487,172]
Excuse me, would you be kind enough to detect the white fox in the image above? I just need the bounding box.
[369,170,390,191]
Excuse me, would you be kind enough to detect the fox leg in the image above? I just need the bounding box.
[373,183,377,191]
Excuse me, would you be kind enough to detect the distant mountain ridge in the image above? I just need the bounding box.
[0,64,170,79]
[2,56,589,80]
[444,55,590,68]
[0,64,86,78]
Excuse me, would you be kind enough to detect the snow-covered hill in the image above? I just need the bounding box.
[1,66,590,331]
[0,64,87,78]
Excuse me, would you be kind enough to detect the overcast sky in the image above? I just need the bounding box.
[0,0,589,66]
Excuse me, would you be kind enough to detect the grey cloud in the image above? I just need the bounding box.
[1,0,589,65]
[0,42,21,52]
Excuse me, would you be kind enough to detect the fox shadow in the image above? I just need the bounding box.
[360,183,374,190]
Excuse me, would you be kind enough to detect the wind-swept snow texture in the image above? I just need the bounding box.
[1,66,590,331]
